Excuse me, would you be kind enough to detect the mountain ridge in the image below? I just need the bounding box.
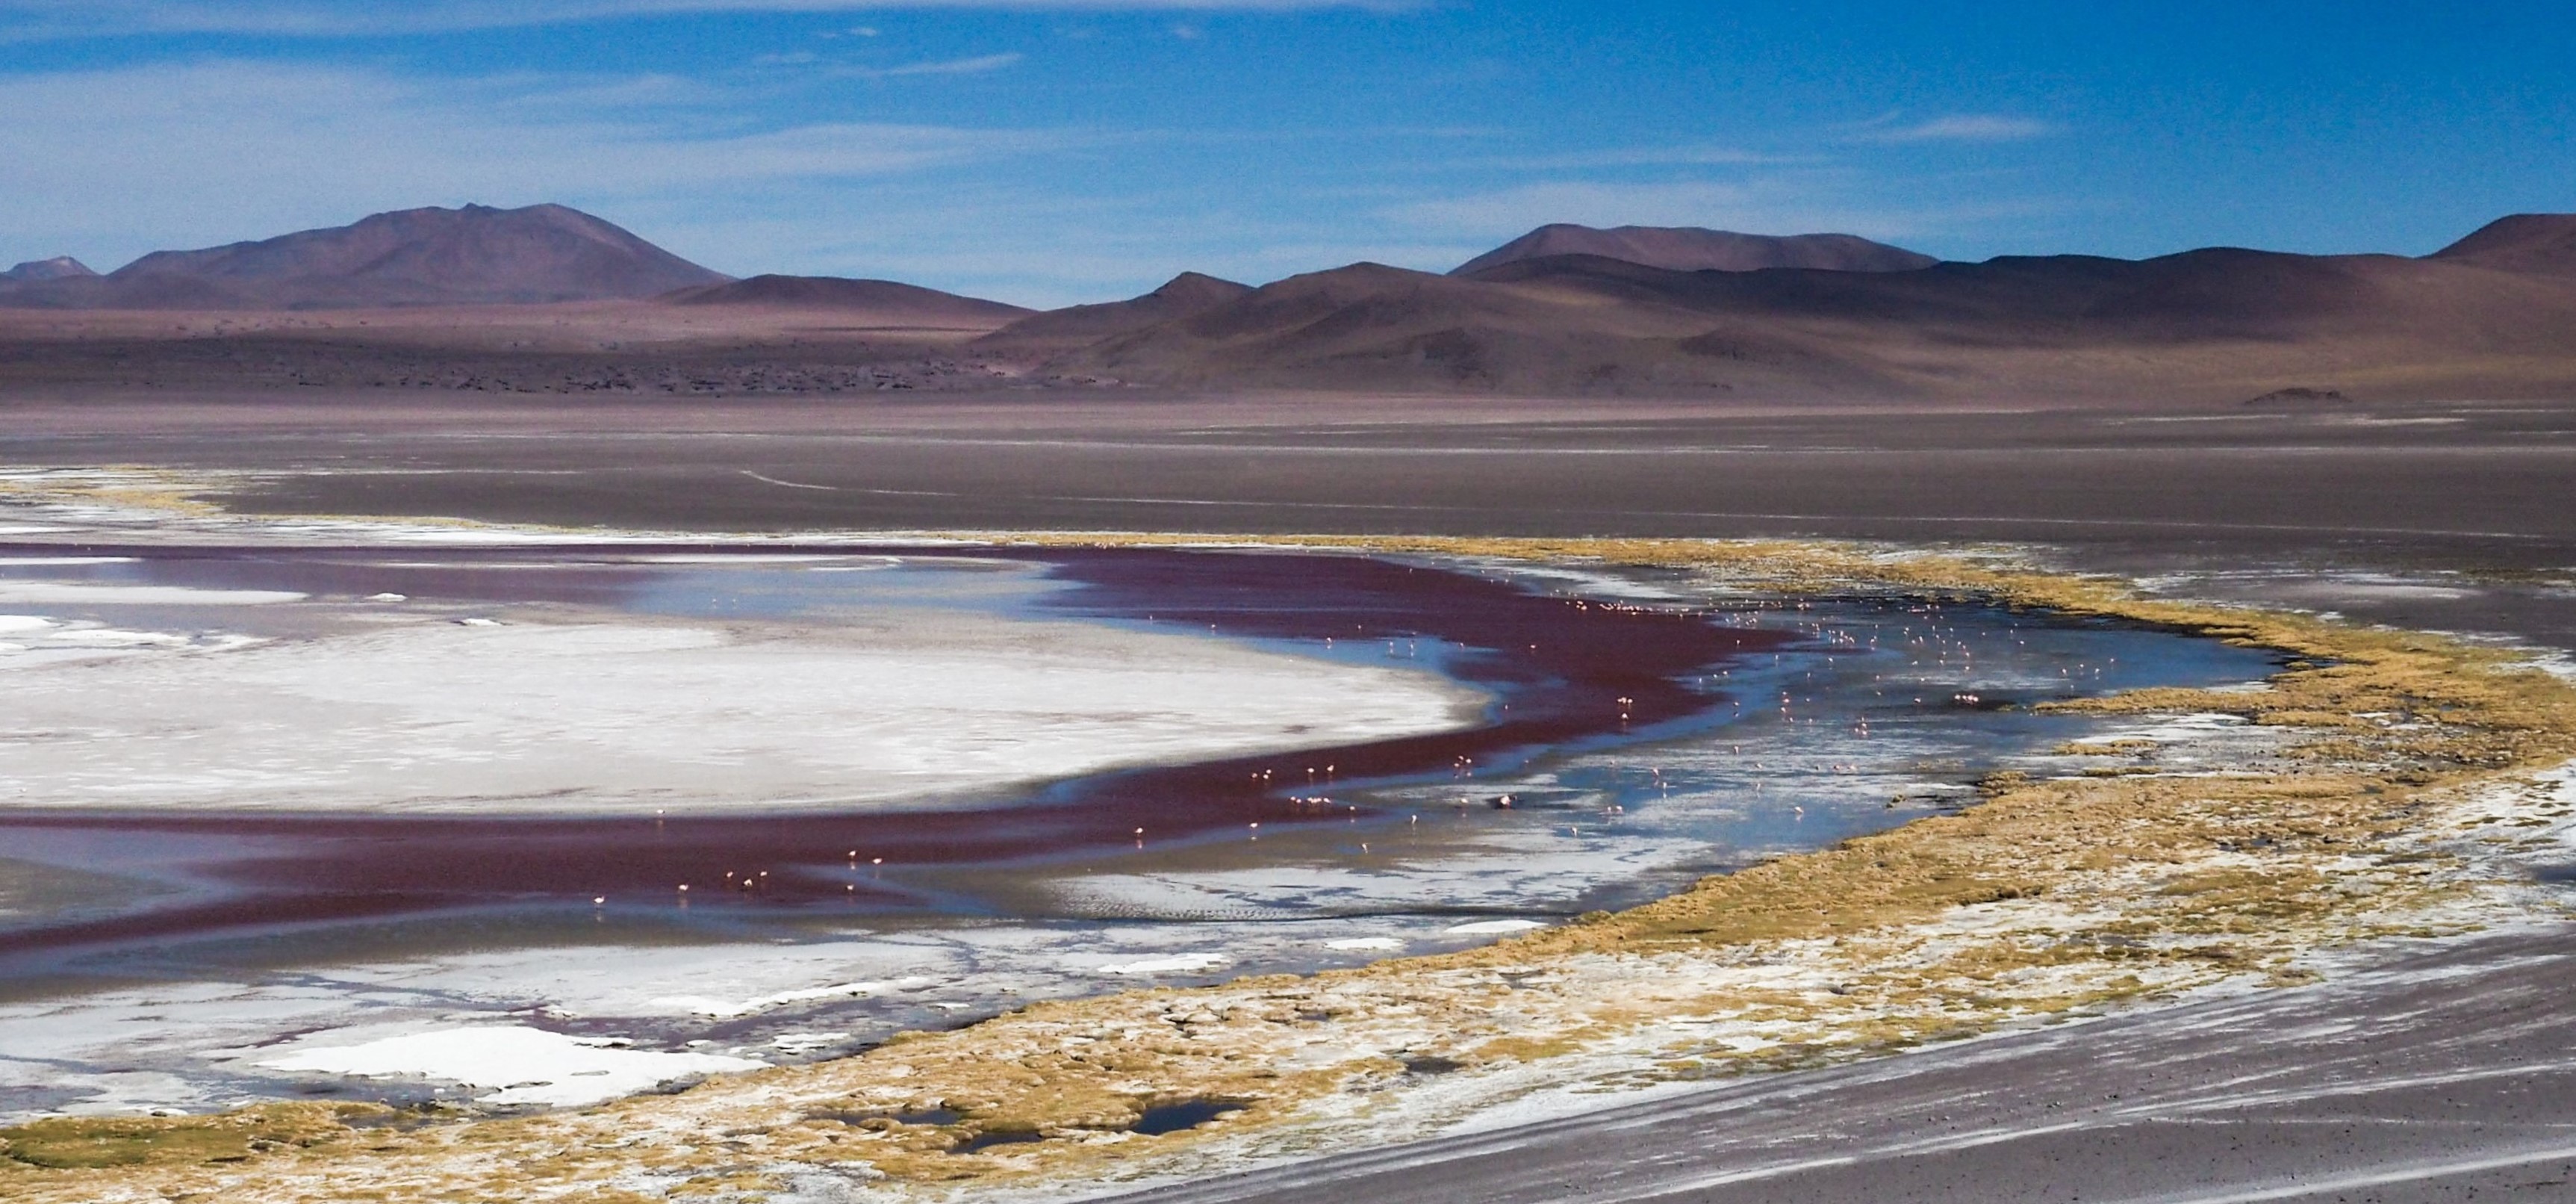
[659,275,1031,329]
[976,271,1258,353]
[1015,218,2576,398]
[1452,224,1939,276]
[2428,214,2576,275]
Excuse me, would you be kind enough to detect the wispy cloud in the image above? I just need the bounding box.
[0,57,1453,307]
[1384,179,1890,240]
[1380,173,2057,246]
[1848,114,2059,143]
[863,51,1023,77]
[0,0,1407,39]
[0,60,1067,270]
[1447,143,1785,172]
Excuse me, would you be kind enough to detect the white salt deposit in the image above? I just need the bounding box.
[769,1032,853,1054]
[0,583,305,605]
[1091,953,1232,975]
[40,629,188,648]
[251,1025,762,1108]
[0,610,1484,814]
[637,554,859,565]
[648,976,942,1019]
[0,615,264,664]
[1443,919,1547,935]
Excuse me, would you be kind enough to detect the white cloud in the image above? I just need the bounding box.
[0,60,1060,272]
[1384,179,1920,241]
[0,0,1402,39]
[0,53,2067,308]
[0,57,1379,307]
[864,51,1024,76]
[1849,114,2058,143]
[1449,143,1782,171]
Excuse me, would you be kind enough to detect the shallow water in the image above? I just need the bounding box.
[0,545,2277,1118]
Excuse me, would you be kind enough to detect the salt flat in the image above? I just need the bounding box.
[0,603,1484,816]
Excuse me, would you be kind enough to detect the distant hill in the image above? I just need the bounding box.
[660,275,1031,329]
[0,204,729,309]
[1015,214,2576,400]
[2427,214,2576,275]
[976,272,1254,353]
[1452,225,1938,277]
[1,256,96,282]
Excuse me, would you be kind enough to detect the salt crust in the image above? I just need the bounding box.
[649,979,945,1020]
[1089,954,1233,975]
[249,1026,762,1109]
[0,612,266,664]
[0,583,305,605]
[1442,919,1549,935]
[0,609,1484,816]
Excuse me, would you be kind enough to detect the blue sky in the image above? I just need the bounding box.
[2,1,2571,306]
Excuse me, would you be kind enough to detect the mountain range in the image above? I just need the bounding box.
[5,204,2575,401]
[974,215,2576,398]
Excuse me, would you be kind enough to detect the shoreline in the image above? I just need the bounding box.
[4,532,2571,1199]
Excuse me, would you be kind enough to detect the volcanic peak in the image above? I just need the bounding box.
[1,256,96,282]
[1,203,728,309]
[1453,224,1938,277]
[2428,213,2576,275]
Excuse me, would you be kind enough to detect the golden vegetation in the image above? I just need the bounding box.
[0,1105,391,1171]
[7,535,2575,1203]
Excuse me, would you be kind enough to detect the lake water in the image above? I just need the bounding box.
[0,544,2277,1117]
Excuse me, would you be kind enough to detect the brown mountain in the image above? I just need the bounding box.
[1452,225,1938,276]
[975,272,1254,353]
[2427,214,2576,275]
[660,275,1031,331]
[0,204,728,310]
[1022,216,2576,400]
[1,256,96,282]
